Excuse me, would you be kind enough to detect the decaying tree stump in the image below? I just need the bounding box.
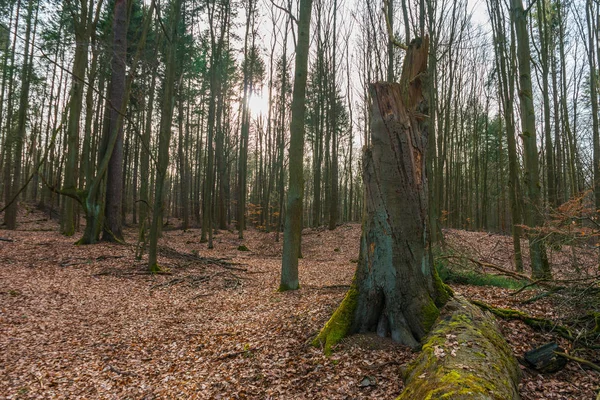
[398,295,522,399]
[313,37,449,352]
[523,342,567,373]
[313,36,522,399]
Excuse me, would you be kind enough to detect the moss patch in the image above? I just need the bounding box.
[312,280,359,355]
[432,266,451,307]
[277,282,300,292]
[398,295,521,400]
[436,262,527,290]
[420,299,441,333]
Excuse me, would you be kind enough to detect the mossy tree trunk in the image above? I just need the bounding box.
[314,37,449,352]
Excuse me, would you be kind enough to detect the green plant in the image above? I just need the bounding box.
[436,262,527,290]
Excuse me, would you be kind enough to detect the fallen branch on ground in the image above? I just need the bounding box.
[105,364,138,377]
[554,351,600,372]
[472,300,576,342]
[158,245,247,271]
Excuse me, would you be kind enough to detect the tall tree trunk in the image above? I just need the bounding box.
[102,0,129,242]
[280,0,313,291]
[488,0,524,271]
[62,0,92,236]
[1,0,20,215]
[586,0,600,256]
[237,0,255,239]
[140,67,158,231]
[536,0,556,209]
[148,0,182,271]
[328,0,338,231]
[511,0,551,279]
[178,90,189,230]
[4,0,34,230]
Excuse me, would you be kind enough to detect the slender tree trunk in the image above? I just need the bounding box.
[280,0,313,291]
[62,2,91,236]
[511,0,551,279]
[328,0,338,231]
[148,0,182,271]
[1,0,20,212]
[586,0,600,256]
[488,0,524,271]
[140,67,158,231]
[237,0,255,239]
[102,0,129,242]
[4,0,34,230]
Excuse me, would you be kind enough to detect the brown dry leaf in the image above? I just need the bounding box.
[1,207,598,399]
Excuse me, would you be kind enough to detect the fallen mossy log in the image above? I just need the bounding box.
[399,295,521,399]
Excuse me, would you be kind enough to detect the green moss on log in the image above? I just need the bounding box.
[398,295,521,400]
[312,281,359,355]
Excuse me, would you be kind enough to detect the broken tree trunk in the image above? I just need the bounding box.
[398,295,522,399]
[313,37,450,353]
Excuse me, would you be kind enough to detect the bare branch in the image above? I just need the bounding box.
[270,0,298,24]
[382,0,408,50]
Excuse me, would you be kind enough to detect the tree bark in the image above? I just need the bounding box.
[511,0,551,279]
[4,0,34,230]
[280,0,313,291]
[147,0,182,271]
[314,38,449,351]
[102,0,128,242]
[488,0,524,272]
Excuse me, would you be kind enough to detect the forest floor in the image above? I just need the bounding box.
[1,206,599,399]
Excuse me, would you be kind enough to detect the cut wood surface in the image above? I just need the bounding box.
[398,294,521,399]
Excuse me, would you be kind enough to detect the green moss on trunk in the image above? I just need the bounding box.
[312,281,359,355]
[420,299,441,333]
[277,283,300,292]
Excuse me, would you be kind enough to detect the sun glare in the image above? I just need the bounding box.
[248,93,270,117]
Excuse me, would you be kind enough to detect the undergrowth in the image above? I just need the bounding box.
[435,259,527,290]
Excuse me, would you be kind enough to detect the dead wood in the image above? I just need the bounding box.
[158,245,247,271]
[554,351,600,373]
[472,299,575,342]
[523,342,567,373]
[398,295,521,399]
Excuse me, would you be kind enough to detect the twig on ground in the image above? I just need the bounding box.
[554,351,600,372]
[106,364,138,377]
